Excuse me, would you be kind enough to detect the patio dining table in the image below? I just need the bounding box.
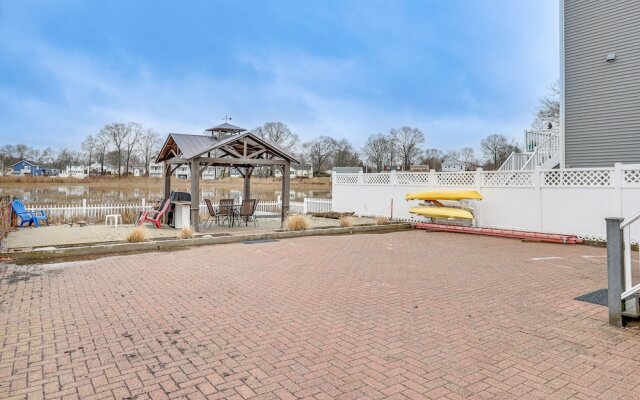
[216,203,242,227]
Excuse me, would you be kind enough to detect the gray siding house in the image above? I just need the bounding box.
[562,1,640,167]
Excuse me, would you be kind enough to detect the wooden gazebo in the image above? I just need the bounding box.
[155,123,299,230]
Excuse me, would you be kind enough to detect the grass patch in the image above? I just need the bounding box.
[339,216,353,228]
[286,215,310,231]
[178,227,194,239]
[126,227,147,243]
[375,216,390,225]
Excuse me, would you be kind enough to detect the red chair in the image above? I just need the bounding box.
[137,198,170,228]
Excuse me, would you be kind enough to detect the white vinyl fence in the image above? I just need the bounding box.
[332,164,640,241]
[26,197,332,223]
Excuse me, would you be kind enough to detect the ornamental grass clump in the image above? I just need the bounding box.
[286,215,310,231]
[126,227,147,243]
[339,216,353,228]
[178,227,194,239]
[375,216,390,225]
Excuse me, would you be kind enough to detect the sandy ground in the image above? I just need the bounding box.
[2,216,375,250]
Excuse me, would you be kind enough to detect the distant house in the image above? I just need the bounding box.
[12,160,42,176]
[441,157,465,172]
[333,166,363,174]
[62,165,88,178]
[148,162,163,178]
[275,164,313,178]
[229,168,242,178]
[410,165,430,172]
[202,166,222,180]
[130,165,146,177]
[174,165,190,179]
[89,162,117,175]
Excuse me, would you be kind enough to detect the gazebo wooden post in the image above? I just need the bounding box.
[281,162,290,227]
[164,163,171,200]
[243,167,253,200]
[190,159,200,231]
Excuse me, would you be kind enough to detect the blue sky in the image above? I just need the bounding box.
[0,0,559,152]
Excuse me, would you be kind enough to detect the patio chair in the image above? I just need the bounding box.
[137,198,170,229]
[238,199,259,227]
[204,199,219,228]
[218,199,235,227]
[11,199,48,227]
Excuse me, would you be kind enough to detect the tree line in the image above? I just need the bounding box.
[0,83,558,176]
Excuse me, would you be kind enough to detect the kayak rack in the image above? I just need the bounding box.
[415,222,582,244]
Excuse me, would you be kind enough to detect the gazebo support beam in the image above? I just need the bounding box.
[165,157,286,166]
[243,167,253,201]
[190,160,200,232]
[281,162,290,227]
[164,163,171,200]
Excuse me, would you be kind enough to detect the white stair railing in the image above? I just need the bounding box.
[520,131,560,170]
[498,152,531,171]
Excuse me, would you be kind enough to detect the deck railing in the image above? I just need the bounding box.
[606,213,640,326]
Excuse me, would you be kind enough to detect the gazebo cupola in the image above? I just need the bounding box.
[205,122,246,141]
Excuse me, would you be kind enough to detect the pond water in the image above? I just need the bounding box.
[0,185,331,205]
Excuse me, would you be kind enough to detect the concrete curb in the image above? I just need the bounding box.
[2,223,413,260]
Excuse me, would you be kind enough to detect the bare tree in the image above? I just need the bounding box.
[100,123,128,177]
[123,122,143,176]
[94,133,110,174]
[362,133,389,172]
[303,136,337,174]
[460,147,476,169]
[252,122,299,176]
[332,139,360,167]
[138,129,161,176]
[252,122,299,150]
[532,80,560,129]
[41,147,57,166]
[390,126,424,170]
[81,135,97,170]
[480,134,520,169]
[481,134,508,167]
[421,148,444,171]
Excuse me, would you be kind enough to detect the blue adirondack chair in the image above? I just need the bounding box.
[11,200,49,227]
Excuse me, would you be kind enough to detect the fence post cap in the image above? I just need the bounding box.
[605,217,625,222]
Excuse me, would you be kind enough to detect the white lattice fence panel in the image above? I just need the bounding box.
[482,172,533,187]
[396,173,431,185]
[334,174,359,185]
[362,174,391,185]
[543,170,611,186]
[436,173,476,186]
[624,169,640,186]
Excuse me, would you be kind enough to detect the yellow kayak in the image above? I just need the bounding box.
[405,190,483,201]
[409,206,474,220]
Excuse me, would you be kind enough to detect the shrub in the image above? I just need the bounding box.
[286,215,310,231]
[375,216,390,225]
[339,216,353,228]
[178,227,194,239]
[126,227,147,243]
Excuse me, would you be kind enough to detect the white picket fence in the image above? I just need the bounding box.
[290,198,333,214]
[25,197,332,223]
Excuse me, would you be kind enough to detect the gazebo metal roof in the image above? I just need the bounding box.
[156,131,299,164]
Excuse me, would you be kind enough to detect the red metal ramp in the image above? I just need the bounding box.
[414,222,582,244]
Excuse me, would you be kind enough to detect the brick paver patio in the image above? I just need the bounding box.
[1,231,640,399]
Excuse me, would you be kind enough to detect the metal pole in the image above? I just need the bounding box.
[606,217,625,327]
